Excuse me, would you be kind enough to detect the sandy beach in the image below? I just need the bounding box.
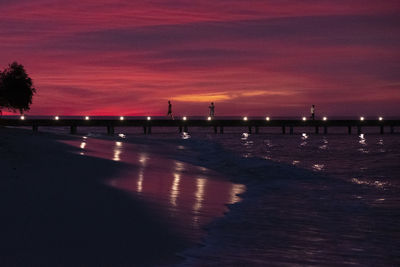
[0,127,192,266]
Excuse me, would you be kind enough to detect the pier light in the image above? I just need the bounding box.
[360,117,364,121]
[266,117,270,121]
[85,116,90,120]
[183,116,187,121]
[302,117,307,121]
[147,116,151,121]
[323,117,327,121]
[20,115,25,120]
[120,116,124,121]
[207,116,212,121]
[243,116,248,121]
[54,116,59,120]
[379,117,383,121]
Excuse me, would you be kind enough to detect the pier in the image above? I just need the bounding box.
[0,116,399,135]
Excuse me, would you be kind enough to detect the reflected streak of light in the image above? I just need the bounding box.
[181,132,191,139]
[137,170,144,193]
[113,150,121,161]
[136,153,149,193]
[193,178,206,213]
[175,161,185,172]
[229,184,246,204]
[80,142,86,149]
[359,134,367,146]
[351,177,389,188]
[193,178,207,227]
[312,164,325,171]
[170,173,181,206]
[170,161,185,206]
[139,153,148,166]
[113,141,122,161]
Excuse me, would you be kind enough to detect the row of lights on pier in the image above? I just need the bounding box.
[19,115,384,121]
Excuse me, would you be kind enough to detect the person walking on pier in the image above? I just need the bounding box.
[209,102,215,117]
[167,100,174,120]
[310,105,315,120]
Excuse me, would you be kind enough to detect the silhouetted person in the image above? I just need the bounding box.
[209,102,215,117]
[167,100,174,120]
[310,105,315,120]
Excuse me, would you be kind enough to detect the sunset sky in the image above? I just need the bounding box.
[1,0,399,116]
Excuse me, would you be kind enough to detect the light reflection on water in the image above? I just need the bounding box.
[300,133,308,147]
[61,137,246,241]
[193,178,207,227]
[137,170,144,193]
[170,173,180,207]
[113,141,122,161]
[319,137,328,150]
[351,177,390,188]
[181,132,191,139]
[230,184,246,203]
[79,136,87,155]
[312,164,325,171]
[215,132,399,189]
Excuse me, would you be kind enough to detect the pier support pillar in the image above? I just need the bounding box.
[255,126,259,134]
[248,126,252,134]
[143,126,147,134]
[32,125,38,132]
[220,126,224,134]
[184,125,189,132]
[380,125,384,135]
[315,126,319,134]
[324,126,328,135]
[282,126,286,134]
[147,126,152,134]
[357,126,362,135]
[214,126,218,134]
[348,126,352,135]
[179,126,182,133]
[107,125,114,135]
[70,125,77,134]
[289,126,293,135]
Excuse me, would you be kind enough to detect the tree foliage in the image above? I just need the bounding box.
[0,62,36,114]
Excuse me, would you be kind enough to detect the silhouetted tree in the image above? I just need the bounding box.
[0,62,36,114]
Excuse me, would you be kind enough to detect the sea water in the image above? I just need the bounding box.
[39,126,400,265]
[179,130,400,266]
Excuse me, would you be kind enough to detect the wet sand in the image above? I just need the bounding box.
[61,135,245,243]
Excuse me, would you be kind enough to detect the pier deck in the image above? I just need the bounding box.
[0,117,398,135]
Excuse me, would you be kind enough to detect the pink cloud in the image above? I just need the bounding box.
[0,1,399,116]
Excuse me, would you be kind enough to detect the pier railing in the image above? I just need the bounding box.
[0,116,399,135]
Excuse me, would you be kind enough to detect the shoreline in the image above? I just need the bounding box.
[0,127,192,266]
